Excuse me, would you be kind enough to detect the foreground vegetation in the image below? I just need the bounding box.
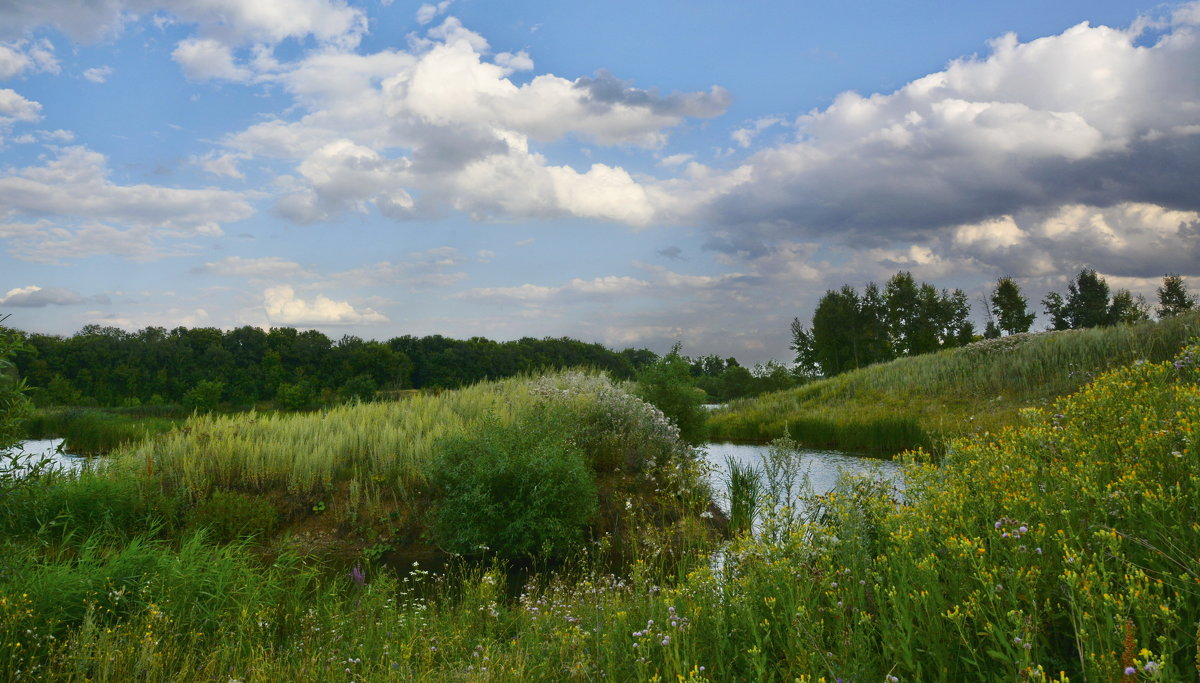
[709,311,1200,451]
[1,337,1198,679]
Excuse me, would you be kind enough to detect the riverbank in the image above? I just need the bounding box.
[707,311,1200,452]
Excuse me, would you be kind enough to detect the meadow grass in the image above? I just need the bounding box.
[708,311,1200,451]
[2,345,1198,680]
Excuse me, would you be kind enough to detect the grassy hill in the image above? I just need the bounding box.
[707,311,1200,452]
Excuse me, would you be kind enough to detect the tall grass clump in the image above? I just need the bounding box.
[724,456,761,535]
[709,311,1200,451]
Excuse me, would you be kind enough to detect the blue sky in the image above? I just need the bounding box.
[1,0,1198,364]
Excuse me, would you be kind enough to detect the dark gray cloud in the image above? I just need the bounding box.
[573,70,731,118]
[656,245,684,260]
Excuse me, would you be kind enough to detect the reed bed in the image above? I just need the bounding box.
[115,377,542,499]
[709,311,1200,450]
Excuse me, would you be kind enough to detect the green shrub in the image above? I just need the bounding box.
[183,380,224,413]
[187,490,279,543]
[634,345,707,445]
[274,381,316,411]
[429,408,598,560]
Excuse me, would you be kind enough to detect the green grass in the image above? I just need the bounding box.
[1,340,1198,680]
[708,311,1200,451]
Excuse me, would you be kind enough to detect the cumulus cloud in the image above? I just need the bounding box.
[1,1,367,85]
[676,12,1200,248]
[0,39,58,79]
[0,285,101,307]
[0,88,41,125]
[172,38,253,82]
[0,146,254,262]
[0,146,253,233]
[950,202,1200,278]
[214,19,728,225]
[263,285,386,325]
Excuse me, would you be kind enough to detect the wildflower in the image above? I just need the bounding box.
[350,564,366,587]
[1124,666,1136,676]
[1143,661,1159,673]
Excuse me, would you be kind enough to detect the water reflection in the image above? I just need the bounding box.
[701,441,904,516]
[6,439,88,477]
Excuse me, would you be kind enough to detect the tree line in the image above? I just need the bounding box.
[793,270,1196,378]
[7,325,658,410]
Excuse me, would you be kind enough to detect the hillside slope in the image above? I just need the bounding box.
[707,311,1200,452]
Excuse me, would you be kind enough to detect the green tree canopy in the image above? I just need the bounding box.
[1156,274,1196,318]
[989,277,1036,335]
[794,272,974,377]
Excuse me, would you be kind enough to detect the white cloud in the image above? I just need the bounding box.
[82,66,113,83]
[193,150,250,178]
[0,285,92,307]
[950,202,1200,278]
[333,247,468,289]
[0,89,41,124]
[263,285,386,325]
[0,1,367,47]
[671,12,1200,247]
[195,256,313,279]
[731,116,783,148]
[214,21,728,225]
[0,146,253,232]
[0,39,59,79]
[416,1,453,25]
[172,38,254,82]
[0,146,254,262]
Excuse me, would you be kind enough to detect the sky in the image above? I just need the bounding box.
[1,0,1198,365]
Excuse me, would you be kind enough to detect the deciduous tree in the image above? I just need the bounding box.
[990,277,1036,335]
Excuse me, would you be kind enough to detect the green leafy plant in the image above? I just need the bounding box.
[187,490,279,543]
[429,408,598,560]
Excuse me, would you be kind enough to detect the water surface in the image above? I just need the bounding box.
[6,438,89,477]
[702,441,904,515]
